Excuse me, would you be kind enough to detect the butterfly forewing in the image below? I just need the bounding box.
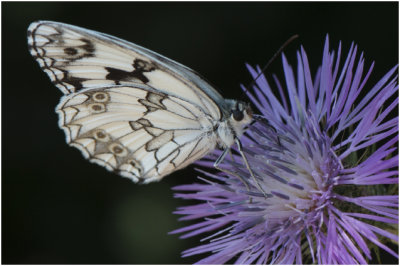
[27,21,223,119]
[28,21,246,183]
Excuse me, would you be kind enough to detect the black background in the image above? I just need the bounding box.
[2,2,398,264]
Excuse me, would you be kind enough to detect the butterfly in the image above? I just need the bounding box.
[27,21,256,184]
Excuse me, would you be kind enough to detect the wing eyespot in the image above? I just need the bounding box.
[92,92,109,102]
[89,103,106,113]
[127,159,143,174]
[93,129,110,142]
[108,143,128,157]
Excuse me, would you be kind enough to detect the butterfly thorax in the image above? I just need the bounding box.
[216,100,253,148]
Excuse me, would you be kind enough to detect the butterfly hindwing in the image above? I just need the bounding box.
[56,85,217,183]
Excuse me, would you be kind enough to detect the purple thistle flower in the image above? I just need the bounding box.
[170,36,398,264]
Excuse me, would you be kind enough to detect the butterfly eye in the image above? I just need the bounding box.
[232,109,244,121]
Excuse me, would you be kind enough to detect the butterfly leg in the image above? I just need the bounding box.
[229,149,236,162]
[214,148,251,192]
[235,138,269,197]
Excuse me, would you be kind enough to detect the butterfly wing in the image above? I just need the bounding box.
[28,21,225,182]
[57,85,217,183]
[27,20,224,120]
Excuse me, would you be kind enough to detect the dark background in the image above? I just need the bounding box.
[2,2,398,264]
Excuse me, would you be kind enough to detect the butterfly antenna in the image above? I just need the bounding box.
[239,35,299,196]
[244,34,299,93]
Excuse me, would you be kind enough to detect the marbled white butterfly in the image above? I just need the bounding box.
[27,21,255,184]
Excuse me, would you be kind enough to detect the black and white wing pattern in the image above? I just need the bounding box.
[27,21,252,183]
[56,85,218,183]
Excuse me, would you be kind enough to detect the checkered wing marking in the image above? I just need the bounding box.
[56,85,218,183]
[27,20,223,121]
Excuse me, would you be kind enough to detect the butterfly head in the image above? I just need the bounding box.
[230,100,253,124]
[219,100,253,146]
